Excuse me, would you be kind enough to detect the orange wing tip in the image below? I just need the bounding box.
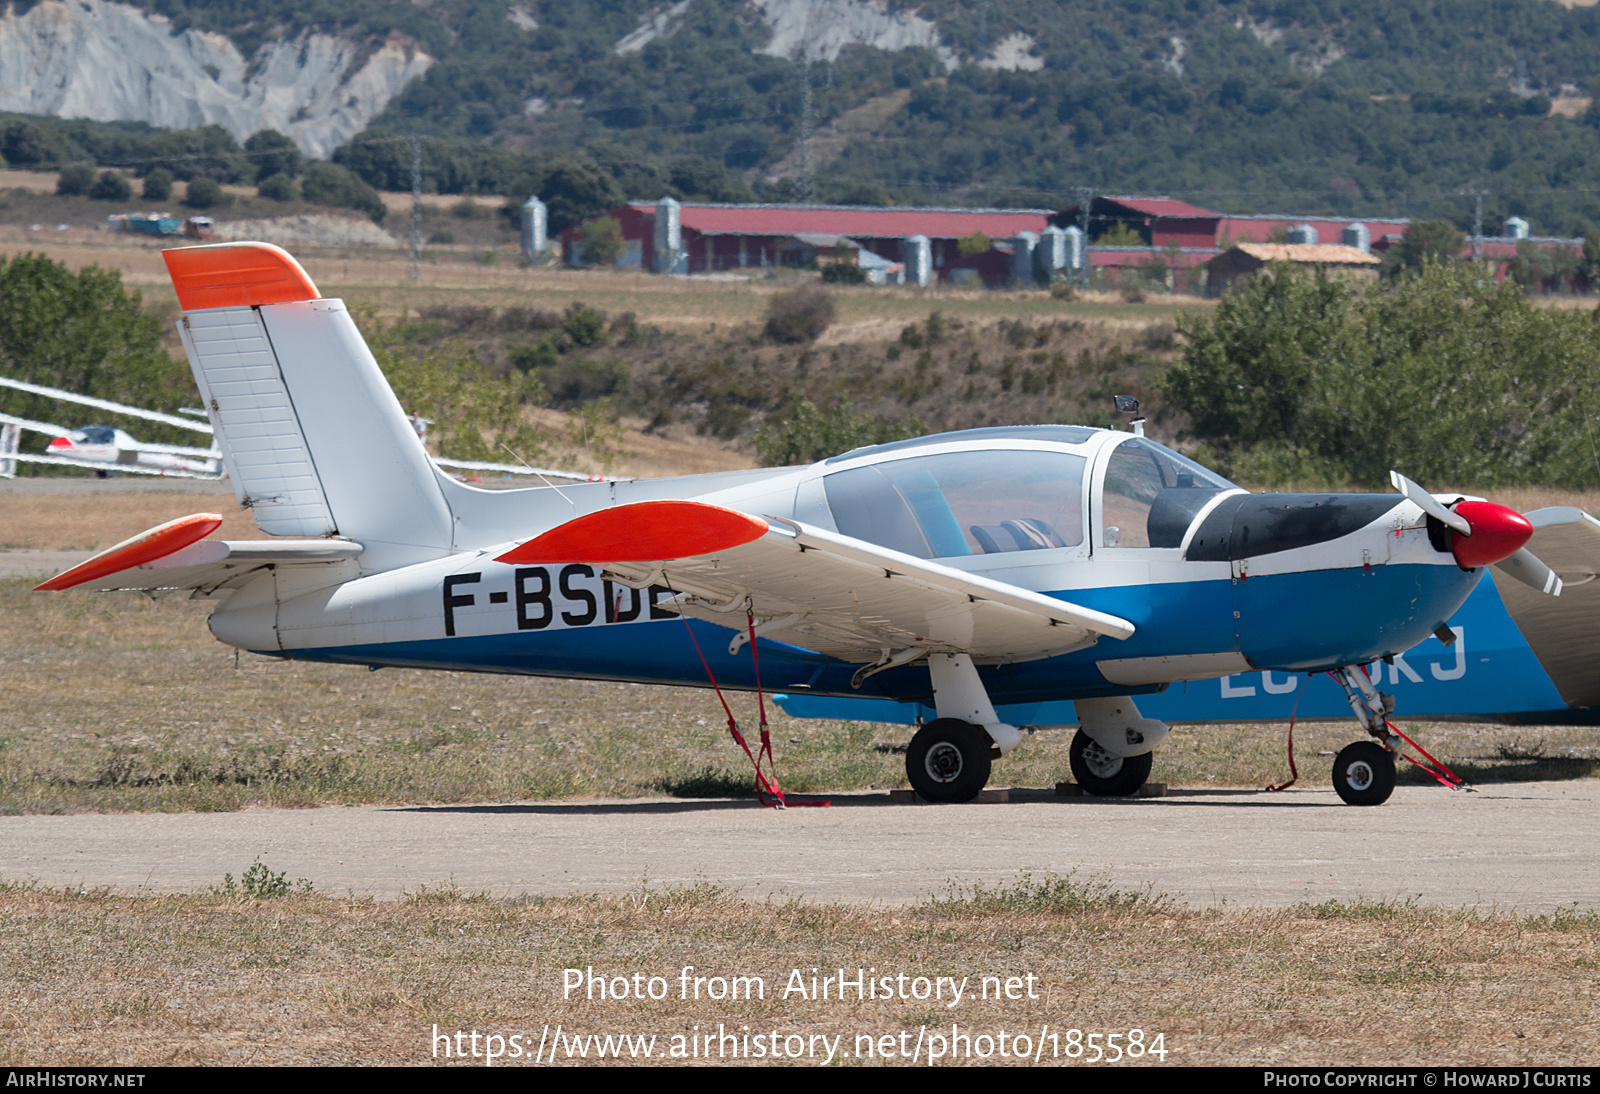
[163,242,320,312]
[35,512,224,591]
[496,500,769,565]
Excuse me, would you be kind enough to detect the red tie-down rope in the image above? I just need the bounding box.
[1384,716,1471,791]
[669,585,828,809]
[1263,675,1312,792]
[1263,670,1470,792]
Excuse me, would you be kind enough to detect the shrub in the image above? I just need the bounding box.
[301,161,385,223]
[257,172,299,202]
[753,399,921,465]
[561,302,607,347]
[88,170,132,202]
[764,285,835,343]
[821,262,867,284]
[141,168,173,201]
[56,163,94,196]
[184,177,228,208]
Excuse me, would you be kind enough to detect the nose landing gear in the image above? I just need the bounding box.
[1329,666,1401,806]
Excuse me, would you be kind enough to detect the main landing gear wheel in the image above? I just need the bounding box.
[906,719,992,803]
[1331,740,1396,806]
[1069,729,1152,797]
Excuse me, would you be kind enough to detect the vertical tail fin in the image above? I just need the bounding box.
[166,243,454,570]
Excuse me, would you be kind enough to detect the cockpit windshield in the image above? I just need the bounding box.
[1101,438,1237,548]
[825,448,1087,560]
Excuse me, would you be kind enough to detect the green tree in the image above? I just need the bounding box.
[1381,219,1465,279]
[243,129,302,183]
[56,164,94,196]
[88,170,132,202]
[301,162,385,223]
[1166,262,1352,461]
[0,254,191,463]
[577,217,625,266]
[359,314,547,465]
[957,231,993,258]
[539,160,623,235]
[257,172,300,202]
[1168,262,1600,487]
[184,177,228,209]
[142,168,174,201]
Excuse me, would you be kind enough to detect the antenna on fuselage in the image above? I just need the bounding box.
[1113,394,1146,437]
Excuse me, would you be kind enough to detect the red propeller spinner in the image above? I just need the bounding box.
[1390,471,1560,595]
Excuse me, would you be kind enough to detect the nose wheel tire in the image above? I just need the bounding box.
[1069,729,1153,797]
[906,719,992,803]
[1331,740,1396,806]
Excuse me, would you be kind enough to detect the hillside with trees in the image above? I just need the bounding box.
[12,1,1600,235]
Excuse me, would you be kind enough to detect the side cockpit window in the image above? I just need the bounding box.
[1101,439,1235,548]
[825,449,1087,560]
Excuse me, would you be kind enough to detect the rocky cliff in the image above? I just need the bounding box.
[0,0,431,158]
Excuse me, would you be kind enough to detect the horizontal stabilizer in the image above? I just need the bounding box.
[36,511,361,595]
[36,513,222,590]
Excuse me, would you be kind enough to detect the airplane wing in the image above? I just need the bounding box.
[1491,506,1600,707]
[1,452,223,479]
[0,376,215,434]
[497,500,1134,669]
[35,512,362,598]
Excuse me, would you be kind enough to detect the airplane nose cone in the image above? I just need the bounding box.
[48,437,70,449]
[1450,500,1533,568]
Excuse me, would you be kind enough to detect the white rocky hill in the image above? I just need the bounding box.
[0,0,431,158]
[618,0,1041,70]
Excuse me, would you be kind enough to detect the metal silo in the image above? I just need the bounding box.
[654,196,683,273]
[1341,222,1370,253]
[902,234,932,287]
[520,196,547,265]
[1011,230,1038,286]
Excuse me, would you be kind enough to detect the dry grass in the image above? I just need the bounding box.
[0,875,1594,1065]
[0,491,261,551]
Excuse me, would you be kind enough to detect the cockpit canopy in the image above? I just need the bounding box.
[820,430,1236,560]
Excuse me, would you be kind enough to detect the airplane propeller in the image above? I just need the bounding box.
[1390,471,1562,596]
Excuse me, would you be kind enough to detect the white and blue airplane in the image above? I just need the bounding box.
[37,242,1582,808]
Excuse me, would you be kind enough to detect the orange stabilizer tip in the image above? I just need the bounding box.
[163,242,320,312]
[36,513,224,591]
[496,500,769,565]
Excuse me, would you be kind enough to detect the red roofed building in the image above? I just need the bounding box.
[1214,213,1411,249]
[561,200,1056,285]
[1054,195,1224,249]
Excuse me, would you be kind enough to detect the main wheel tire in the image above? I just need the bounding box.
[1331,740,1396,806]
[906,719,992,803]
[1069,729,1153,797]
